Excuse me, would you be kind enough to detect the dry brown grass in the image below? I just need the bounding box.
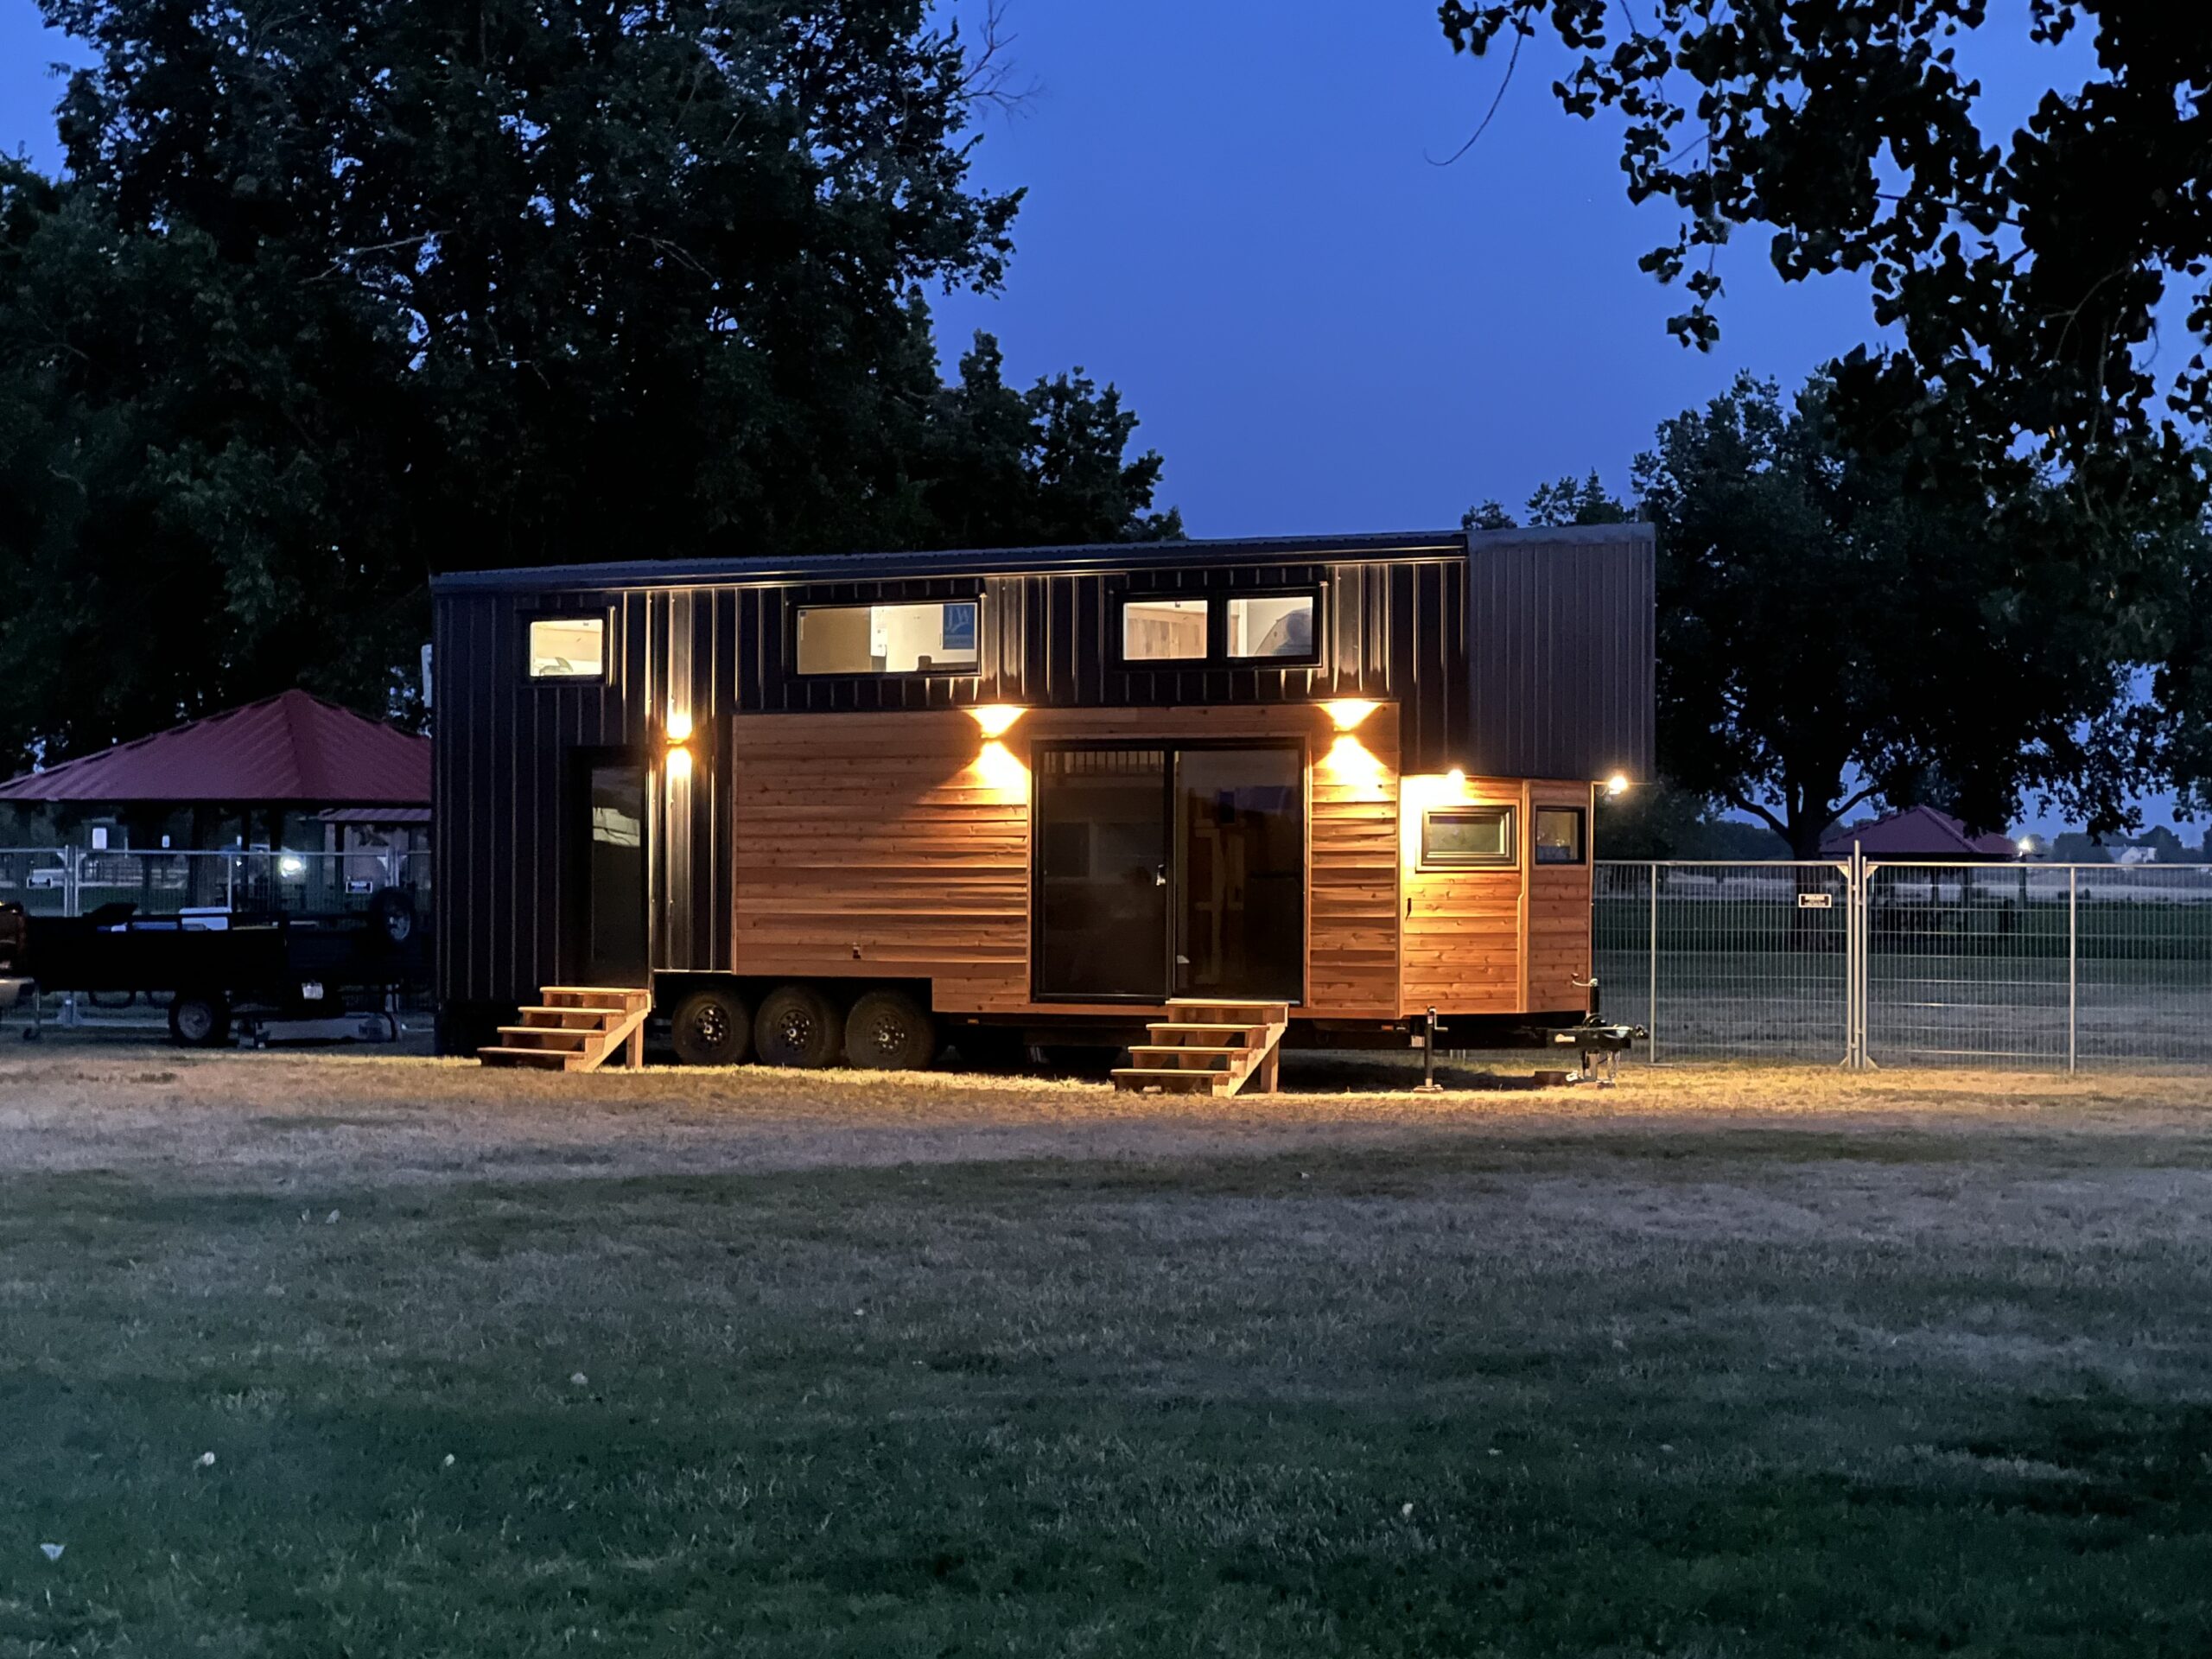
[2,1046,2205,1186]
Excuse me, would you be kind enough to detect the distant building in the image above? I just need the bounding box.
[0,690,429,857]
[1819,805,2022,861]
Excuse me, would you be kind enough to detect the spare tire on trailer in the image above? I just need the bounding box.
[842,989,938,1071]
[753,983,844,1069]
[168,990,231,1049]
[368,886,415,945]
[671,985,752,1066]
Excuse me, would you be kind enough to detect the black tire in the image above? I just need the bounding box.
[368,887,415,945]
[842,989,938,1071]
[671,985,753,1066]
[753,983,844,1069]
[168,991,231,1049]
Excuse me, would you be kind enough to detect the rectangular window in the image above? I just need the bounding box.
[794,600,981,675]
[1121,596,1209,662]
[1535,806,1586,865]
[529,617,606,680]
[1421,804,1517,870]
[1227,594,1315,660]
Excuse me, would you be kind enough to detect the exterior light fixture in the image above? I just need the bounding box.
[1605,772,1630,798]
[976,739,1028,793]
[968,704,1026,739]
[2016,836,2035,855]
[666,707,695,745]
[1446,768,1466,789]
[1324,698,1380,732]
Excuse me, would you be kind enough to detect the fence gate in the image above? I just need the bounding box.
[1597,858,2212,1071]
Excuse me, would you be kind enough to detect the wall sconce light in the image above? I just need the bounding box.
[1323,698,1380,732]
[968,704,1026,739]
[1446,767,1466,789]
[1605,772,1630,798]
[666,707,695,745]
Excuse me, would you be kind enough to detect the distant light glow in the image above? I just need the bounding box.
[2017,836,2035,855]
[1605,772,1630,797]
[1324,698,1381,732]
[666,707,694,745]
[968,704,1027,738]
[277,855,306,879]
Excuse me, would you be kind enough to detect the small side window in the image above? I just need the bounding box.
[1421,804,1517,870]
[1121,596,1209,662]
[530,617,606,680]
[1535,806,1586,866]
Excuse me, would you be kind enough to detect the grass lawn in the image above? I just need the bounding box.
[4,1051,2212,1656]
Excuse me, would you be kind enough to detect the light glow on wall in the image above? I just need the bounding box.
[665,745,694,783]
[1323,698,1381,732]
[975,738,1028,796]
[1319,734,1388,798]
[968,704,1027,739]
[666,707,695,745]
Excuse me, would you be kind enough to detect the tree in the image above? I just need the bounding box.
[0,1,1176,771]
[1636,373,2146,857]
[1462,469,1630,531]
[1435,1,2212,809]
[1434,1,2209,507]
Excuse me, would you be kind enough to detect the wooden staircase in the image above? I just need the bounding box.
[479,987,652,1072]
[1111,999,1290,1096]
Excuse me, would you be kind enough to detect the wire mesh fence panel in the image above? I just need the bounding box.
[0,849,74,917]
[1864,863,2074,1067]
[2071,866,2212,1070]
[1597,861,1851,1062]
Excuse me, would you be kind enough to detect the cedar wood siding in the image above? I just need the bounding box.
[727,704,1401,1019]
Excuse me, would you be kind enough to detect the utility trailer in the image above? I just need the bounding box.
[432,525,1655,1080]
[1,893,423,1046]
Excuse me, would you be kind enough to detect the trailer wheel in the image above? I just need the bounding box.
[168,991,231,1049]
[671,986,753,1066]
[842,989,937,1071]
[753,984,843,1069]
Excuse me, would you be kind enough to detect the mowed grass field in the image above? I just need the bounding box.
[4,1052,2212,1656]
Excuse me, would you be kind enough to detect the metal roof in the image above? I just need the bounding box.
[429,530,1475,595]
[1819,805,2020,860]
[0,690,432,806]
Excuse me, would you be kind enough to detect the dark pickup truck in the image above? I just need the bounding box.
[0,891,423,1046]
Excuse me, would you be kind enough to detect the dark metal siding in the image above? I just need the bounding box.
[1464,525,1656,783]
[436,551,1475,1009]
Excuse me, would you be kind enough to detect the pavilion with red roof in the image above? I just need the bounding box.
[0,690,429,854]
[1818,804,2022,861]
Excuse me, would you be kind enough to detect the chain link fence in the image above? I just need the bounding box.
[1598,860,2212,1070]
[1,848,434,1032]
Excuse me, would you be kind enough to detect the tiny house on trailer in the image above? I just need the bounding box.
[431,525,1653,1083]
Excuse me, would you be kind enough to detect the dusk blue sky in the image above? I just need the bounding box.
[0,2,2187,837]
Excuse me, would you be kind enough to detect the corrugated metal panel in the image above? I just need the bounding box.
[1464,525,1656,783]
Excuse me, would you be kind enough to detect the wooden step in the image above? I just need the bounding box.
[480,984,651,1072]
[1110,1067,1227,1094]
[495,1026,593,1051]
[476,1046,582,1071]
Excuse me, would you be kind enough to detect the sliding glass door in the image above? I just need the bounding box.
[1033,744,1305,1003]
